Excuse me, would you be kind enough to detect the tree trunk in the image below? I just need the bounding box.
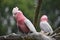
[33,0,42,28]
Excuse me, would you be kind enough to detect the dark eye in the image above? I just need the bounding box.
[14,13,17,15]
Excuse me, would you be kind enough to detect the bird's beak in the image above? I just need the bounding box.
[13,13,15,17]
[13,13,17,18]
[13,15,15,17]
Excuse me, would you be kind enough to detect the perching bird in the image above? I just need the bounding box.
[40,15,53,35]
[12,7,38,34]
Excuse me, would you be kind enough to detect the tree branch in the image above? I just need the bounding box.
[50,27,60,36]
[0,33,56,40]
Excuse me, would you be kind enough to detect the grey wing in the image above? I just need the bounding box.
[24,19,37,33]
[40,22,53,34]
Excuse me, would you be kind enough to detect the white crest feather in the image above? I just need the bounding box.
[12,7,19,16]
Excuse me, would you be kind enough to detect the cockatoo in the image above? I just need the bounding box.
[40,15,53,35]
[12,7,38,34]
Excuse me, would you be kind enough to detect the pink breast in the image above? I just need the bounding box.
[17,21,30,33]
[16,13,30,33]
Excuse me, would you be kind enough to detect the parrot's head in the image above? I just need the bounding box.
[12,7,23,17]
[40,15,48,21]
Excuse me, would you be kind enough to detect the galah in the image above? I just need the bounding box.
[40,15,53,35]
[12,7,38,34]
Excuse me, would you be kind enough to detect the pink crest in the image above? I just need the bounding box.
[40,15,48,21]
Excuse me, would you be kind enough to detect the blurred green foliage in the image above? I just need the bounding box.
[0,0,35,20]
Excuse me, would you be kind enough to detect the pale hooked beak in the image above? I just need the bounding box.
[13,13,17,17]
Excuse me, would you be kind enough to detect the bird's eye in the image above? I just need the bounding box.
[14,13,17,15]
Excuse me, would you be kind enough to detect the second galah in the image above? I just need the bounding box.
[40,15,53,35]
[12,7,38,34]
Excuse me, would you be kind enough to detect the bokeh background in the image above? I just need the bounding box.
[0,0,60,36]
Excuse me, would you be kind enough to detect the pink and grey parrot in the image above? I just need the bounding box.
[12,7,38,34]
[40,15,53,35]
